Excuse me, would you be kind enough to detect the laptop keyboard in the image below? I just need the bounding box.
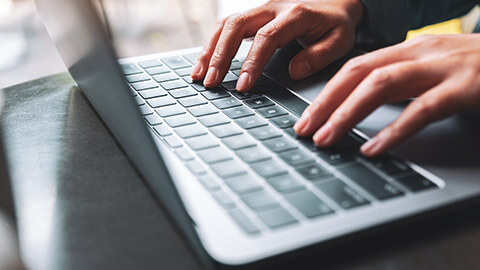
[120,54,438,235]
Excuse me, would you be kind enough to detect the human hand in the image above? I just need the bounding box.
[294,34,480,157]
[191,0,363,91]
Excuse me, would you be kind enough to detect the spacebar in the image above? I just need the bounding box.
[338,163,403,200]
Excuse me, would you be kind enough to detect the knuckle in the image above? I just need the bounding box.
[241,58,257,72]
[287,3,307,16]
[209,49,224,67]
[343,56,368,73]
[368,68,394,88]
[225,13,248,29]
[412,98,435,118]
[256,24,280,41]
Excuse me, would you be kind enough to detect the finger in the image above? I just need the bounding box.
[360,79,464,157]
[236,12,324,92]
[191,18,227,81]
[202,9,275,87]
[310,60,443,147]
[294,42,417,136]
[289,26,353,80]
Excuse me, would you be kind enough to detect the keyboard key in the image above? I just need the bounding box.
[197,175,220,190]
[231,69,241,76]
[134,95,145,105]
[336,133,366,151]
[162,56,191,69]
[228,208,260,234]
[138,59,162,68]
[258,207,297,229]
[241,189,279,211]
[230,61,243,70]
[144,114,162,126]
[188,103,218,117]
[183,52,199,64]
[163,135,183,148]
[251,159,288,178]
[164,114,196,128]
[185,134,219,151]
[131,80,158,91]
[223,106,255,119]
[175,67,192,77]
[191,82,206,91]
[153,124,172,136]
[185,160,206,175]
[120,63,142,75]
[222,134,257,150]
[279,149,315,167]
[174,147,194,161]
[263,137,297,153]
[210,123,243,138]
[212,190,235,208]
[338,163,403,200]
[212,97,242,109]
[221,81,237,91]
[174,123,207,139]
[153,72,178,83]
[285,190,334,218]
[138,88,168,99]
[224,173,262,194]
[266,174,304,193]
[155,105,185,117]
[236,146,271,163]
[245,97,274,109]
[145,65,170,75]
[198,113,230,127]
[211,160,247,178]
[160,80,188,90]
[315,178,369,209]
[138,104,153,115]
[146,96,176,108]
[367,157,413,176]
[257,105,288,118]
[201,88,230,100]
[248,125,282,140]
[169,87,197,99]
[270,115,297,129]
[396,173,437,192]
[182,76,194,84]
[125,73,150,83]
[222,72,238,82]
[197,146,232,164]
[317,148,355,166]
[296,164,332,181]
[178,96,208,107]
[235,115,268,129]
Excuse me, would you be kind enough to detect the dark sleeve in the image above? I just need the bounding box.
[356,0,479,50]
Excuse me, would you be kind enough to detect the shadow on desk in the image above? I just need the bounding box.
[1,73,480,270]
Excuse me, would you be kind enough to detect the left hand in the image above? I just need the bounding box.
[294,34,480,157]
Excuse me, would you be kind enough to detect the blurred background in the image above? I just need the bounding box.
[0,0,478,89]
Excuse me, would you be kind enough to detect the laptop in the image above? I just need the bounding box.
[34,0,480,268]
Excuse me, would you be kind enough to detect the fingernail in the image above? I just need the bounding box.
[236,72,251,92]
[204,66,218,86]
[313,122,333,146]
[191,61,203,77]
[361,136,381,156]
[294,110,310,134]
[292,59,311,79]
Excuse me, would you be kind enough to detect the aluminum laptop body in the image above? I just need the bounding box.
[35,0,480,268]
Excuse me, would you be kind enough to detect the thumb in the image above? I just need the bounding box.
[289,29,353,80]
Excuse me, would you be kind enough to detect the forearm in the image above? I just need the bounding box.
[356,0,478,50]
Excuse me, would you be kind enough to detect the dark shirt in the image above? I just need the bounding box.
[357,0,480,50]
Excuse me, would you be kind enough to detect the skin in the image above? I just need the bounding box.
[192,0,480,157]
[190,0,364,91]
[295,34,480,157]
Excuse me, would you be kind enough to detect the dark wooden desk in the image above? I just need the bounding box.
[1,73,479,270]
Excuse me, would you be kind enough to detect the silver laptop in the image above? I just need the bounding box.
[34,0,480,268]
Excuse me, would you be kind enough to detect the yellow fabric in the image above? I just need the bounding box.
[406,19,462,40]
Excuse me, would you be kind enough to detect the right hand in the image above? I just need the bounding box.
[191,0,364,92]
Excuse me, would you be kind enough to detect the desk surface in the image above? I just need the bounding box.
[1,73,480,270]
